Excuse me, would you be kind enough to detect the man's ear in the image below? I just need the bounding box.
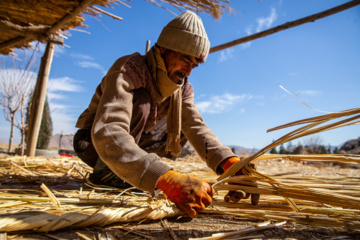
[159,47,166,54]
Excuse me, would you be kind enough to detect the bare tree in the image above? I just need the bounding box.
[0,50,38,153]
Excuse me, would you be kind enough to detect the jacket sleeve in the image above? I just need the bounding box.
[181,96,236,174]
[91,69,171,194]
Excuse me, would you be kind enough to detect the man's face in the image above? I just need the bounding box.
[160,48,200,84]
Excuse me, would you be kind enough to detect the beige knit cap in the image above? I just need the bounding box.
[157,11,210,62]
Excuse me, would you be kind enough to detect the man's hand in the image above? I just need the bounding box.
[156,170,214,218]
[222,157,260,205]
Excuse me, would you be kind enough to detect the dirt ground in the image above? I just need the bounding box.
[5,217,359,240]
[0,149,359,240]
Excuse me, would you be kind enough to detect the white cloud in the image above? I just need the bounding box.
[54,45,66,55]
[49,103,67,110]
[0,69,83,98]
[256,7,278,32]
[278,88,321,100]
[50,109,78,134]
[241,42,252,50]
[76,61,107,75]
[72,52,107,75]
[0,69,37,92]
[0,58,83,140]
[77,61,102,69]
[71,53,94,61]
[298,90,321,97]
[47,92,66,101]
[240,8,277,50]
[195,93,254,114]
[45,94,83,135]
[47,105,79,137]
[46,77,84,134]
[219,48,235,62]
[47,77,84,93]
[245,27,252,35]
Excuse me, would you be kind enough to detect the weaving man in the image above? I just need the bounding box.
[74,11,259,218]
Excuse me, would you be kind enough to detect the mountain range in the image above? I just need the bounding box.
[49,134,359,154]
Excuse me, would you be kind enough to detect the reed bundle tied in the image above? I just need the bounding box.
[0,108,359,233]
[0,200,180,232]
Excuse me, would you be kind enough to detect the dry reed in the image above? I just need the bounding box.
[0,0,231,55]
[0,108,359,233]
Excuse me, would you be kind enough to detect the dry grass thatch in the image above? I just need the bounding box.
[0,153,359,236]
[0,108,359,237]
[0,0,230,55]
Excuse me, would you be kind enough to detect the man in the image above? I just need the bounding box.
[74,11,259,218]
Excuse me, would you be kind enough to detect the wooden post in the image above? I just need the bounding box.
[59,131,63,149]
[26,41,55,156]
[146,40,151,53]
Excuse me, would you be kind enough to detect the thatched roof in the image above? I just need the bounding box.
[0,0,230,55]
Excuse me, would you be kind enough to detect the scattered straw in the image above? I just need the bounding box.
[189,221,286,240]
[0,108,359,235]
[40,183,61,210]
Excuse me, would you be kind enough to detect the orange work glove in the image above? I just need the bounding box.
[222,157,260,205]
[156,170,214,218]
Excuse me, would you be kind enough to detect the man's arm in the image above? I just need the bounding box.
[181,96,236,172]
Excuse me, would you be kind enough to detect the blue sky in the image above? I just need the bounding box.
[1,0,359,150]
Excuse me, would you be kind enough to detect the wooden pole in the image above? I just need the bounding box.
[146,40,151,53]
[210,0,360,54]
[59,131,63,149]
[26,41,55,156]
[48,0,95,35]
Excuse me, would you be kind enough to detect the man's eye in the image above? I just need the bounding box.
[182,57,197,68]
[182,57,190,64]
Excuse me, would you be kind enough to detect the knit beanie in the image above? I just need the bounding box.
[157,11,210,62]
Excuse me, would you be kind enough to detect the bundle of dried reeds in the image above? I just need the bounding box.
[0,108,359,233]
[213,107,360,226]
[0,200,180,232]
[218,107,360,180]
[215,174,360,209]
